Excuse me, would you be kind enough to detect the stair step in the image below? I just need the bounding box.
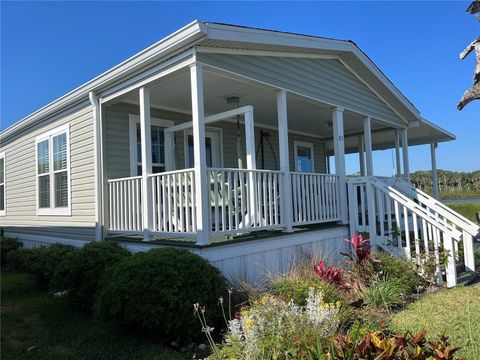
[456,271,479,286]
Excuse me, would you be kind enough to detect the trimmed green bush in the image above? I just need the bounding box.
[475,248,480,272]
[7,243,75,287]
[372,252,424,293]
[50,241,129,311]
[94,248,227,343]
[1,237,21,267]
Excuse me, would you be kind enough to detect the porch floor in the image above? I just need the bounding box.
[106,221,344,248]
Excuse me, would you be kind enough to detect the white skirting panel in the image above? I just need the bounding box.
[4,231,90,249]
[199,226,349,285]
[7,225,349,286]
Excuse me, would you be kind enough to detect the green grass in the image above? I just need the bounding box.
[446,202,480,224]
[439,190,480,200]
[1,271,187,360]
[390,285,480,359]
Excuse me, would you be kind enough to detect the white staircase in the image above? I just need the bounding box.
[347,176,479,287]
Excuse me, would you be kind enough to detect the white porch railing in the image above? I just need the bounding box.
[347,176,478,287]
[108,176,143,232]
[149,169,196,235]
[208,168,283,235]
[291,173,340,225]
[107,169,343,240]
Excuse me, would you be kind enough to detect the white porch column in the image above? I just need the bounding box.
[358,135,366,176]
[244,109,257,225]
[430,142,439,199]
[244,110,256,170]
[190,64,210,245]
[401,128,410,178]
[395,130,402,177]
[363,116,373,176]
[277,90,293,232]
[139,87,153,240]
[333,107,348,224]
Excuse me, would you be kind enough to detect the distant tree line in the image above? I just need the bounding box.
[411,170,480,194]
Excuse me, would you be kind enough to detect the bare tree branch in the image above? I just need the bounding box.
[458,82,480,110]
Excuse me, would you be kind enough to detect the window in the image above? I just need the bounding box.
[184,128,222,168]
[36,125,70,215]
[294,141,314,173]
[0,152,5,216]
[129,115,173,176]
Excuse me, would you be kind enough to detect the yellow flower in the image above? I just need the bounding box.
[336,300,342,307]
[261,295,268,305]
[245,319,254,330]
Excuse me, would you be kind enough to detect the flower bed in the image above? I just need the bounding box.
[195,234,471,359]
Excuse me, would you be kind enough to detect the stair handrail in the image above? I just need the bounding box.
[381,178,479,236]
[368,177,462,240]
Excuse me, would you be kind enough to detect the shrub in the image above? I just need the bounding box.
[94,248,227,343]
[314,262,344,287]
[343,233,376,266]
[0,237,21,267]
[271,274,341,305]
[373,252,424,293]
[50,241,129,311]
[360,276,408,309]
[216,289,340,359]
[327,330,465,359]
[7,243,75,287]
[475,248,480,272]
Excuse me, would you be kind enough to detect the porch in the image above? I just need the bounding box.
[98,55,453,246]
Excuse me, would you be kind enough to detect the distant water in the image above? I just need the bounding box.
[442,198,480,204]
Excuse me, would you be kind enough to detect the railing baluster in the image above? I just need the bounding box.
[412,212,420,266]
[403,206,411,259]
[227,171,233,230]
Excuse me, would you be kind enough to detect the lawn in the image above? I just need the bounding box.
[447,202,480,224]
[390,285,480,359]
[1,271,186,360]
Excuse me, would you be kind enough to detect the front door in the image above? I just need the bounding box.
[185,128,222,168]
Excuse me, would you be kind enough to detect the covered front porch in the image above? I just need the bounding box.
[97,53,447,245]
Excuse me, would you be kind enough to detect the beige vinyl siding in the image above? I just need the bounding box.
[0,105,96,241]
[105,103,326,178]
[105,102,192,179]
[197,53,405,127]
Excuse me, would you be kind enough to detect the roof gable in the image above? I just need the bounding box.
[197,52,404,126]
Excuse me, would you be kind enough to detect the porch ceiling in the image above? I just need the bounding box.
[117,66,389,138]
[324,118,456,156]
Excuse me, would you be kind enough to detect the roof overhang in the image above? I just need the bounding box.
[2,20,422,141]
[325,117,456,155]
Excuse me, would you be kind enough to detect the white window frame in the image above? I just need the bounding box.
[183,126,224,169]
[128,114,174,176]
[294,140,315,173]
[35,124,71,216]
[0,152,5,216]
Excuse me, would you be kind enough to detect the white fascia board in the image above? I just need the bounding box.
[204,22,353,52]
[196,46,339,59]
[1,20,207,140]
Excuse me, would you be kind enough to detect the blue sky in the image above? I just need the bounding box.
[1,1,479,175]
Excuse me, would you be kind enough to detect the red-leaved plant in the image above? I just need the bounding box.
[343,233,379,265]
[314,262,344,287]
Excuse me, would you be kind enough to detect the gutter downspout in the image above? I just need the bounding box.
[89,92,104,241]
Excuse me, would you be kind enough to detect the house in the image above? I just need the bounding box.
[1,21,477,285]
